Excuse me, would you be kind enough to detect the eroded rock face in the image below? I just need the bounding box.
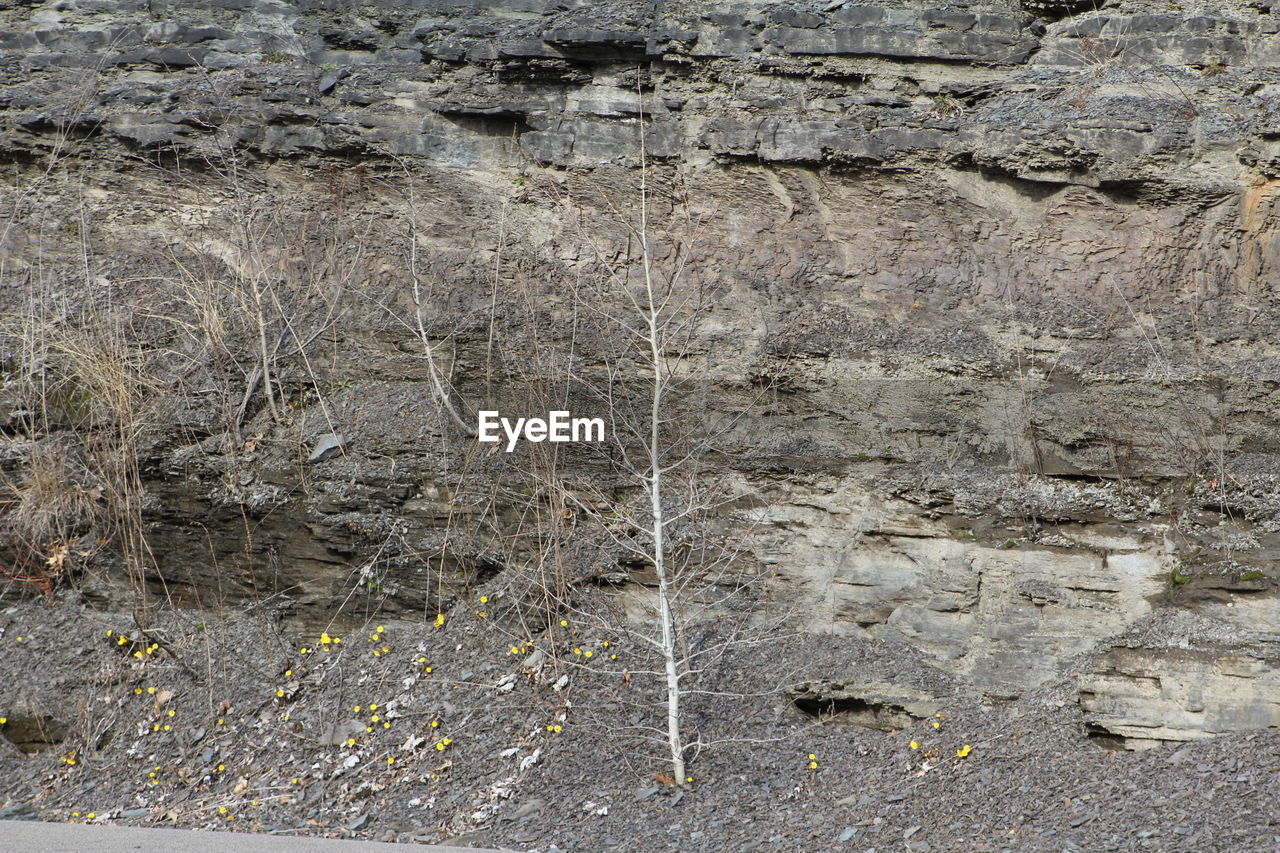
[1080,611,1280,749]
[3,0,1280,747]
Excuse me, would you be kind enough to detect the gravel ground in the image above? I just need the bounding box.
[0,595,1277,852]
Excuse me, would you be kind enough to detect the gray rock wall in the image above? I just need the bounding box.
[4,0,1280,747]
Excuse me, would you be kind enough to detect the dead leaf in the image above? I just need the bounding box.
[233,777,249,793]
[154,689,175,707]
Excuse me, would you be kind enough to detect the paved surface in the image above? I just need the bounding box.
[0,821,509,852]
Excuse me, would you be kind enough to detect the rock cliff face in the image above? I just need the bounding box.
[3,0,1280,749]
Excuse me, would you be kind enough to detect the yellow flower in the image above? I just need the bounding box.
[371,715,380,722]
[957,744,973,758]
[430,720,439,727]
[133,688,142,695]
[685,776,693,783]
[354,706,362,713]
[559,620,568,627]
[147,687,156,695]
[284,669,291,677]
[387,757,394,765]
[602,641,610,647]
[347,738,356,746]
[808,753,816,760]
[106,630,113,637]
[376,625,385,633]
[163,725,171,731]
[572,648,581,655]
[434,614,446,627]
[291,778,300,785]
[933,721,941,729]
[417,657,426,664]
[442,738,452,745]
[511,646,520,654]
[584,651,593,658]
[909,741,919,750]
[435,742,445,751]
[216,719,224,726]
[218,807,227,815]
[369,704,378,711]
[809,761,818,769]
[320,633,332,645]
[86,813,94,820]
[167,710,175,717]
[383,722,390,729]
[217,764,225,772]
[276,690,285,698]
[479,596,488,604]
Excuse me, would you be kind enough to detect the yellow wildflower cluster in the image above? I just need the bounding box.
[433,613,446,627]
[368,626,392,656]
[319,632,342,648]
[807,752,818,770]
[545,724,563,734]
[60,751,78,766]
[907,735,972,760]
[108,630,161,661]
[434,737,454,751]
